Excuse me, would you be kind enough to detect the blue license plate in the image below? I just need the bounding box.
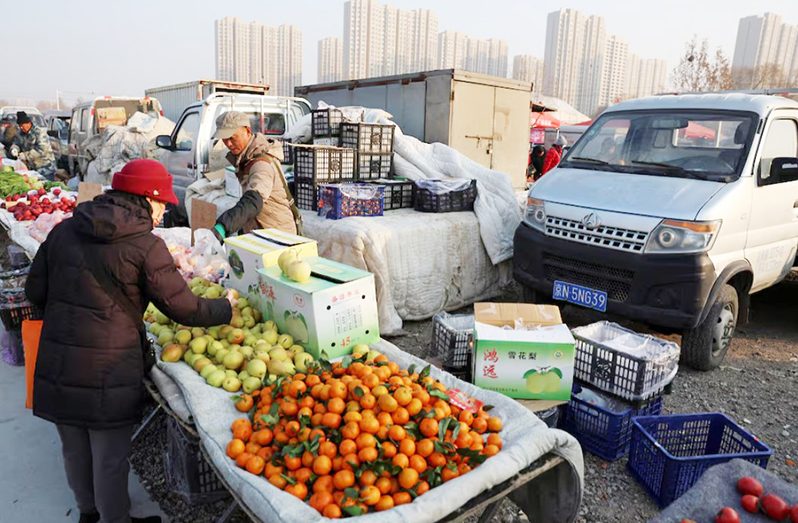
[552,280,608,312]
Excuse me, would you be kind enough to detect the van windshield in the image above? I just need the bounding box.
[560,110,758,182]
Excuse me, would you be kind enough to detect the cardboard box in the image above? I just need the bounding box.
[224,229,318,297]
[472,303,575,400]
[257,257,380,359]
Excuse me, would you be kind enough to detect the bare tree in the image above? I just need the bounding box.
[733,63,792,89]
[672,37,733,92]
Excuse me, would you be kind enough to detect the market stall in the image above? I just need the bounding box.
[300,208,513,336]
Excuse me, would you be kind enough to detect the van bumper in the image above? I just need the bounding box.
[513,222,715,330]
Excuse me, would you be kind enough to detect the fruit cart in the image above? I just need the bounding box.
[145,339,584,522]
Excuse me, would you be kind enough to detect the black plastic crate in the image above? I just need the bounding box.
[281,138,294,165]
[312,108,344,140]
[413,179,477,213]
[432,311,474,369]
[356,153,393,180]
[368,179,414,209]
[340,122,395,154]
[163,417,229,505]
[0,268,41,331]
[293,145,355,182]
[294,180,320,211]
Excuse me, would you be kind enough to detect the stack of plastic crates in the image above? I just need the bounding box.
[431,311,474,382]
[292,145,356,211]
[317,183,385,219]
[340,122,395,180]
[311,108,344,146]
[163,417,229,504]
[0,266,40,366]
[561,321,680,461]
[628,413,772,506]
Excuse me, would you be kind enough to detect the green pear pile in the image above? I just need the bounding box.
[144,282,315,395]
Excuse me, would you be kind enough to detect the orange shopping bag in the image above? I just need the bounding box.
[22,319,43,410]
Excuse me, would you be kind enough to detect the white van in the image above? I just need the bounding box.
[155,93,310,221]
[514,93,798,370]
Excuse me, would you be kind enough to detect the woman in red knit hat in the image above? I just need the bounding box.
[25,159,234,523]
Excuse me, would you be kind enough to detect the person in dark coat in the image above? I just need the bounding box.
[26,158,233,523]
[530,145,547,181]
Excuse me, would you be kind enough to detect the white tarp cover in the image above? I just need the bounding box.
[82,112,175,185]
[155,338,584,523]
[301,208,512,335]
[285,104,521,266]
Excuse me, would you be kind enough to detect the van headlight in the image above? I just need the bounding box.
[524,197,547,232]
[645,219,721,254]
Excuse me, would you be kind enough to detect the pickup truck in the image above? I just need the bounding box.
[514,93,798,370]
[154,93,311,222]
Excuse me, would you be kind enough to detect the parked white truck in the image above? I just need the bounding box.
[514,93,798,370]
[145,80,271,122]
[153,91,310,222]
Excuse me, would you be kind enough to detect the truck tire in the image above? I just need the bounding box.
[681,284,738,371]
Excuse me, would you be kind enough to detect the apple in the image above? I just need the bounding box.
[227,328,245,344]
[206,369,227,387]
[230,315,244,328]
[206,326,220,340]
[207,340,223,357]
[238,370,250,381]
[240,346,254,359]
[148,323,162,335]
[242,376,262,394]
[191,327,205,339]
[157,329,174,346]
[222,376,242,392]
[214,348,230,365]
[223,351,245,370]
[225,369,238,379]
[246,359,268,379]
[192,356,212,373]
[219,325,234,338]
[161,343,184,362]
[174,330,192,345]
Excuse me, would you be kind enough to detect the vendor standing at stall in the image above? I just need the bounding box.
[211,111,300,239]
[13,111,57,180]
[26,159,234,523]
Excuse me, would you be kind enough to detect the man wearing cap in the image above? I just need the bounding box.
[26,158,234,523]
[212,111,300,239]
[541,135,567,176]
[13,111,57,180]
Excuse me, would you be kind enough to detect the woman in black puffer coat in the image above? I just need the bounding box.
[26,159,233,523]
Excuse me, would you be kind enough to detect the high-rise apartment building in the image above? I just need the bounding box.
[438,31,468,69]
[544,9,586,110]
[625,54,667,99]
[214,17,302,96]
[344,0,438,79]
[733,13,798,87]
[598,35,628,108]
[512,55,544,89]
[318,37,344,83]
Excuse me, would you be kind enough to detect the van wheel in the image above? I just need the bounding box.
[681,284,738,371]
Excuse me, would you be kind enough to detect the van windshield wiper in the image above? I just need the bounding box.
[568,156,610,166]
[629,161,703,179]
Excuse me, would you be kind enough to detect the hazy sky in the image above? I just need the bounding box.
[4,0,797,106]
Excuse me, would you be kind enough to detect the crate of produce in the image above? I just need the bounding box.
[560,382,663,461]
[368,178,414,209]
[163,417,229,505]
[311,108,344,141]
[317,183,384,220]
[293,145,355,182]
[352,152,392,180]
[432,311,474,369]
[281,138,294,165]
[294,180,320,211]
[0,267,41,331]
[340,122,395,154]
[571,321,679,402]
[413,179,477,213]
[627,413,772,507]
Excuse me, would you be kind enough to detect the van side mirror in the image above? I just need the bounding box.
[769,157,798,184]
[155,135,174,150]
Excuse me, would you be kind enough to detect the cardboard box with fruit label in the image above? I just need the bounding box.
[257,256,380,359]
[224,229,318,298]
[472,303,575,401]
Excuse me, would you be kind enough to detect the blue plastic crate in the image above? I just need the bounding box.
[627,413,772,507]
[317,183,384,219]
[561,383,663,461]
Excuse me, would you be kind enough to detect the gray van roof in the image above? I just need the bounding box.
[606,93,798,116]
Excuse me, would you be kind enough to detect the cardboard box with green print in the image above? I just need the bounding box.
[224,229,318,299]
[256,256,380,360]
[472,303,575,401]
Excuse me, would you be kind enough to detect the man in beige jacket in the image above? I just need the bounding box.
[212,111,299,239]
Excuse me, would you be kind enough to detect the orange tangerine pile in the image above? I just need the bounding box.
[225,353,504,517]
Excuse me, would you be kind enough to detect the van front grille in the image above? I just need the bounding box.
[546,216,648,253]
